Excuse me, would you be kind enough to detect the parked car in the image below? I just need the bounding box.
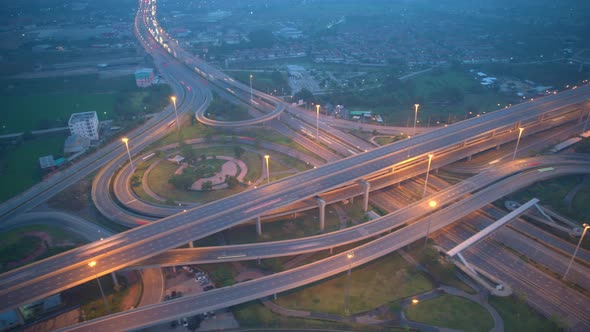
[203,285,214,291]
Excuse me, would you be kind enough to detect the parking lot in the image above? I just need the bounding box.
[141,266,239,331]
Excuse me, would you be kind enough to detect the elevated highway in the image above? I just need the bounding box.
[128,155,590,268]
[60,160,590,331]
[1,83,589,312]
[108,99,583,223]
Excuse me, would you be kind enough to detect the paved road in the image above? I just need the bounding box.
[1,82,589,312]
[58,163,590,331]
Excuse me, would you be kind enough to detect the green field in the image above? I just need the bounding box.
[275,253,432,315]
[0,224,85,272]
[329,67,514,126]
[405,294,493,332]
[0,74,171,133]
[489,295,559,332]
[0,133,67,202]
[506,175,590,226]
[144,147,260,203]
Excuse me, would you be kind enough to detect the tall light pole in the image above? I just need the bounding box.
[170,96,180,131]
[88,261,110,313]
[316,104,321,141]
[422,154,434,198]
[512,127,524,161]
[121,137,134,170]
[424,200,438,247]
[345,251,355,315]
[413,104,420,137]
[249,74,253,105]
[563,223,589,281]
[264,154,270,184]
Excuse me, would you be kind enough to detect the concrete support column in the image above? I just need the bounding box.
[316,197,326,231]
[467,155,472,161]
[188,241,194,248]
[329,247,333,255]
[496,144,501,150]
[172,266,177,273]
[111,272,119,288]
[358,180,370,212]
[274,293,278,300]
[256,216,262,236]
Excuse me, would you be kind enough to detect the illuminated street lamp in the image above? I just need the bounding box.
[345,251,355,315]
[424,200,438,247]
[413,104,420,137]
[563,223,590,281]
[121,137,134,170]
[512,127,524,161]
[249,74,253,105]
[316,104,321,140]
[88,261,110,313]
[422,154,434,198]
[170,96,180,131]
[264,155,270,184]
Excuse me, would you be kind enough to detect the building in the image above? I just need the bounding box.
[39,155,55,170]
[135,68,154,87]
[64,135,91,153]
[68,111,99,140]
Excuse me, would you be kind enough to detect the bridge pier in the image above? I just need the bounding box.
[316,197,326,231]
[358,180,370,212]
[329,247,333,255]
[256,216,262,236]
[467,155,472,161]
[188,241,194,248]
[111,272,119,288]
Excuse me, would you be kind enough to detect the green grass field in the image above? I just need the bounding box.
[145,147,260,203]
[0,74,171,133]
[489,295,559,332]
[506,175,589,225]
[0,133,67,202]
[405,294,493,332]
[275,253,432,315]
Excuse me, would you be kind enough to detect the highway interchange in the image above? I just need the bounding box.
[0,0,589,330]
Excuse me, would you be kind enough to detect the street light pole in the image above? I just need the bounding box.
[512,127,524,161]
[264,155,270,184]
[422,154,434,198]
[563,223,589,281]
[413,104,420,137]
[171,96,179,131]
[88,261,110,313]
[249,74,253,105]
[424,200,437,247]
[316,104,320,141]
[121,137,134,170]
[345,251,355,315]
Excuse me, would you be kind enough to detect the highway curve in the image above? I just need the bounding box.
[60,157,590,331]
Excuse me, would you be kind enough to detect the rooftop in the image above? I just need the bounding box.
[69,111,97,124]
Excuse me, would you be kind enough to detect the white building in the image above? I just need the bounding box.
[68,111,99,140]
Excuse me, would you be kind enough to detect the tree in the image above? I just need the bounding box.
[293,88,314,103]
[180,142,196,163]
[224,175,240,189]
[201,180,213,191]
[187,315,203,331]
[130,175,141,187]
[200,154,207,162]
[233,146,245,159]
